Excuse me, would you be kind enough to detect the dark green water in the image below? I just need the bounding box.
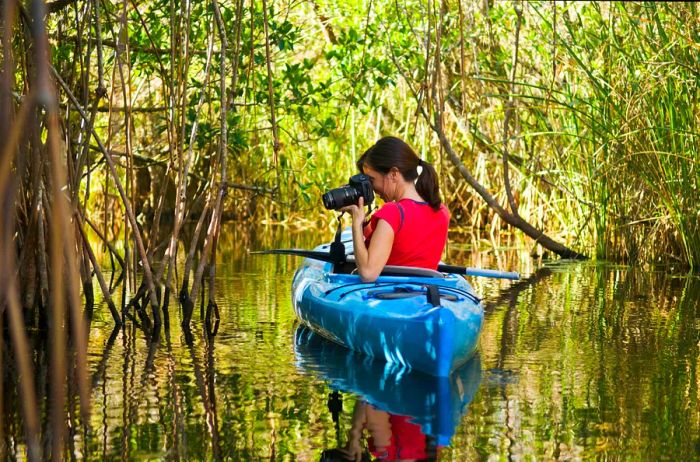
[4,225,700,460]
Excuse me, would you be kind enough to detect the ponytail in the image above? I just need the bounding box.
[415,160,441,211]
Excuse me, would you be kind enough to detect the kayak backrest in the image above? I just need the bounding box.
[380,265,445,278]
[331,263,445,278]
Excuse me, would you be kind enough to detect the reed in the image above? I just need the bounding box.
[409,0,700,266]
[537,1,700,265]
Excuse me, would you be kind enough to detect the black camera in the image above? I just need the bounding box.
[322,174,375,210]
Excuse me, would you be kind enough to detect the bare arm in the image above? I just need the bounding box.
[339,401,368,462]
[340,197,394,282]
[351,218,393,282]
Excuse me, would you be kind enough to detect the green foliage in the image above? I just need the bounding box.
[40,0,700,266]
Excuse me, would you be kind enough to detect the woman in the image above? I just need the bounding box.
[340,136,449,282]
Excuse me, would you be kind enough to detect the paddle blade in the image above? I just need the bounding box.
[250,249,337,263]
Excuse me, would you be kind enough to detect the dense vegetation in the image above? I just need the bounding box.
[6,1,698,266]
[0,0,698,459]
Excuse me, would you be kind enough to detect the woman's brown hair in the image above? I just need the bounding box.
[356,136,441,210]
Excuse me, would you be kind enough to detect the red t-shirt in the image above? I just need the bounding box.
[368,414,428,460]
[363,199,450,269]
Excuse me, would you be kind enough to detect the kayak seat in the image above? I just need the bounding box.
[333,263,445,278]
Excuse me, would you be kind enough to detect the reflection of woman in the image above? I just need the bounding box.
[336,401,438,462]
[340,136,450,282]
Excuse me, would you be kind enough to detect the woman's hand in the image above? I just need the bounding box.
[339,197,366,225]
[338,439,364,462]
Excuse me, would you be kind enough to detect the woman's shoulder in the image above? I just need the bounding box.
[375,201,401,217]
[376,200,448,222]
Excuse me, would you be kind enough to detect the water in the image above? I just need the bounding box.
[3,226,700,460]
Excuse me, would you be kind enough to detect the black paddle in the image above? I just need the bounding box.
[251,249,520,280]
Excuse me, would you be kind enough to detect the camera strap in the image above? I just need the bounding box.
[396,202,405,233]
[329,212,346,263]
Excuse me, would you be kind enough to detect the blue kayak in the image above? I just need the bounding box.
[291,238,484,377]
[294,325,482,446]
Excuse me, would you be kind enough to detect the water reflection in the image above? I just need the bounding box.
[461,264,700,460]
[2,225,700,460]
[294,325,482,458]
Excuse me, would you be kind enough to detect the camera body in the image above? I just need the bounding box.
[322,173,375,210]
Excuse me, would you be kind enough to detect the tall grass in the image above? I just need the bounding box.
[543,2,700,265]
[403,0,700,266]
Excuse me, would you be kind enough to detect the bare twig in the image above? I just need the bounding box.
[183,0,230,328]
[50,65,163,326]
[0,10,42,450]
[261,0,281,177]
[75,211,122,326]
[502,2,523,216]
[159,15,215,288]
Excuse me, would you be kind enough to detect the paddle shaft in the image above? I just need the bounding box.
[252,249,520,280]
[436,264,520,280]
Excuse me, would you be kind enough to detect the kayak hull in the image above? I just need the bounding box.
[291,249,484,377]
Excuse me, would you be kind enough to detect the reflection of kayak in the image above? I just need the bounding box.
[291,239,484,377]
[294,325,482,446]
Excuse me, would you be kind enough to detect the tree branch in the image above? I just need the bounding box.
[418,1,586,259]
[47,0,79,14]
[502,2,522,216]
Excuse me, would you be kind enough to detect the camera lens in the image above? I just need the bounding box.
[322,186,359,210]
[321,192,336,209]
